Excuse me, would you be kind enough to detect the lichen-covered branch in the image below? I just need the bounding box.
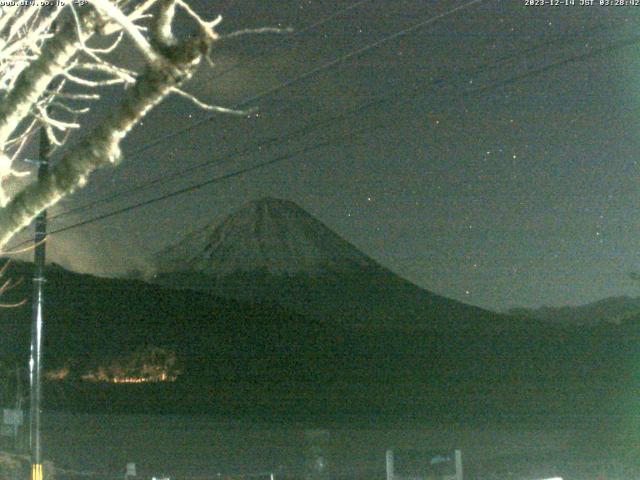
[0,8,99,148]
[87,0,160,64]
[0,0,254,249]
[0,13,211,248]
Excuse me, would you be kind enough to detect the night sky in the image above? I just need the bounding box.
[7,0,640,311]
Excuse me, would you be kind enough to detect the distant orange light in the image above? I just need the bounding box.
[53,346,180,383]
[110,374,177,384]
[44,367,69,380]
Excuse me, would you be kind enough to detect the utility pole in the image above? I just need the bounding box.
[29,124,49,480]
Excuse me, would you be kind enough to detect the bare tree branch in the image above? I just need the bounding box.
[0,4,214,247]
[0,0,266,249]
[0,7,99,149]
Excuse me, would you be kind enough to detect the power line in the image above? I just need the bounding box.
[5,7,634,251]
[468,33,640,96]
[33,0,376,224]
[4,0,490,251]
[122,0,487,159]
[48,20,611,223]
[45,125,381,238]
[8,30,640,251]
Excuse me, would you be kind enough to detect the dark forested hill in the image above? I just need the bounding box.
[0,259,635,418]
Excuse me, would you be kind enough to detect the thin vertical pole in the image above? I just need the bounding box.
[385,450,394,480]
[454,449,463,480]
[29,125,49,480]
[15,364,22,450]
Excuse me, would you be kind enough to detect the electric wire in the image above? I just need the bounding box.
[119,0,487,160]
[7,29,640,252]
[47,20,611,223]
[44,123,383,238]
[3,0,492,251]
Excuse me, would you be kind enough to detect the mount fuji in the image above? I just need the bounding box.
[152,197,506,330]
[155,197,374,276]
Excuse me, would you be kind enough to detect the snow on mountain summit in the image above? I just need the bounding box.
[155,197,375,277]
[152,197,506,330]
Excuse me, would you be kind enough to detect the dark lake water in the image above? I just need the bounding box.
[38,412,639,479]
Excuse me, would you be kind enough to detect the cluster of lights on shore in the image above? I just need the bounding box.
[45,366,178,384]
[80,369,178,384]
[43,347,179,384]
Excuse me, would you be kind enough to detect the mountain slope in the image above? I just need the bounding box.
[0,260,634,417]
[0,260,320,361]
[508,296,640,326]
[155,197,375,276]
[153,197,508,330]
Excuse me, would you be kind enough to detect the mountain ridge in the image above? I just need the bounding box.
[0,259,634,416]
[155,197,376,276]
[152,197,508,330]
[508,295,640,326]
